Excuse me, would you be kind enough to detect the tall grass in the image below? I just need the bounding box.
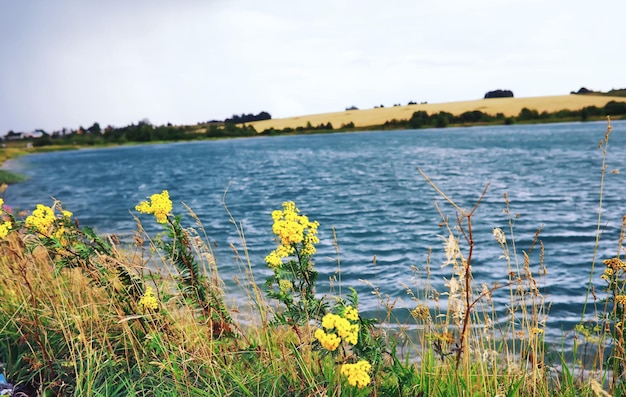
[0,119,624,396]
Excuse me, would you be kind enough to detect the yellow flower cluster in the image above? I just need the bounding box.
[602,267,615,281]
[138,286,159,311]
[135,190,172,224]
[25,204,56,233]
[0,220,12,239]
[604,257,626,272]
[0,198,11,239]
[314,307,360,350]
[314,328,341,351]
[278,279,293,293]
[343,306,359,321]
[615,295,626,306]
[265,201,319,269]
[340,360,371,388]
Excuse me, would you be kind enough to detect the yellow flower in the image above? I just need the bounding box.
[604,257,626,272]
[265,250,284,269]
[278,279,293,293]
[138,286,159,311]
[25,204,56,233]
[314,329,340,351]
[319,312,359,346]
[344,306,359,321]
[0,220,12,239]
[321,313,340,330]
[62,210,73,218]
[615,295,626,305]
[340,360,371,388]
[530,327,544,335]
[135,190,172,224]
[53,226,70,248]
[269,201,319,251]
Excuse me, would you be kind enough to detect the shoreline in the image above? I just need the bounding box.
[2,93,625,184]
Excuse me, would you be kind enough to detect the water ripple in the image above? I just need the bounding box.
[4,120,626,342]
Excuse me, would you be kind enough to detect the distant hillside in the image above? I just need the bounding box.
[248,94,626,132]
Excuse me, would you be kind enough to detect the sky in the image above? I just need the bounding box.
[1,0,625,134]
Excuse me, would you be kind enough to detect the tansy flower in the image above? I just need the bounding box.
[265,250,284,269]
[25,204,56,233]
[278,279,293,293]
[138,286,159,311]
[314,329,341,351]
[615,295,626,305]
[317,312,359,347]
[135,190,172,224]
[343,306,359,321]
[266,201,320,269]
[0,220,12,239]
[340,360,371,388]
[603,257,626,272]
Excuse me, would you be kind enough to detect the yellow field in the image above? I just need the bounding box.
[248,94,626,131]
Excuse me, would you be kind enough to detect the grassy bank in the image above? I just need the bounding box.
[0,121,624,396]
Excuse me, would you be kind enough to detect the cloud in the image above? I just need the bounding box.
[1,0,625,133]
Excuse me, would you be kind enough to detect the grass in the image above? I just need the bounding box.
[0,120,625,396]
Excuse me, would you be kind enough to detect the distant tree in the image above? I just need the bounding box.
[408,111,430,129]
[459,110,486,123]
[518,107,539,120]
[225,111,271,124]
[87,122,101,134]
[484,89,514,99]
[345,106,359,111]
[604,100,626,115]
[435,112,452,128]
[581,107,589,121]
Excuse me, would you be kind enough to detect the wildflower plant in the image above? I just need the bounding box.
[264,201,324,326]
[135,190,232,332]
[601,242,626,388]
[314,291,377,393]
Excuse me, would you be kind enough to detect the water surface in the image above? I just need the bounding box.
[4,121,626,342]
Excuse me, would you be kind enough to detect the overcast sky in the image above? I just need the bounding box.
[1,0,624,133]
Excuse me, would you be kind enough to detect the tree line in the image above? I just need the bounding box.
[3,111,272,146]
[385,100,626,129]
[4,101,626,146]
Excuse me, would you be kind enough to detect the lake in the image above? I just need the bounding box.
[4,120,626,344]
